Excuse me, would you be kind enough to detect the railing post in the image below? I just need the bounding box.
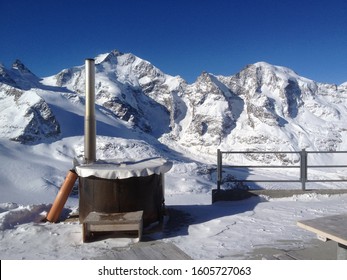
[300,148,307,191]
[217,149,222,191]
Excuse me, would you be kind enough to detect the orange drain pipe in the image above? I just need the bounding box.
[46,170,78,222]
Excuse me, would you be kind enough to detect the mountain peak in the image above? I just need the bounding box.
[109,49,124,57]
[253,61,273,68]
[95,50,125,64]
[195,71,214,82]
[240,61,314,84]
[12,59,32,74]
[252,61,296,74]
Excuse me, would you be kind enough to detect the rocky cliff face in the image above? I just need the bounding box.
[213,62,347,154]
[0,61,61,143]
[51,50,186,137]
[0,60,41,90]
[0,84,60,143]
[172,72,242,147]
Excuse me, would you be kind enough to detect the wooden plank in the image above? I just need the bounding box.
[153,243,191,259]
[88,223,139,232]
[282,252,302,260]
[83,211,143,224]
[83,211,143,242]
[297,214,347,246]
[273,253,297,260]
[92,242,192,260]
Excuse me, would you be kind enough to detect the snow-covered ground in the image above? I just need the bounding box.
[1,134,347,260]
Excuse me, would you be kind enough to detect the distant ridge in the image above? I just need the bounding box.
[1,50,347,162]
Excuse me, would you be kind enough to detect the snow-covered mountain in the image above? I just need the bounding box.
[43,50,186,137]
[1,50,347,159]
[0,61,60,143]
[171,61,347,160]
[214,62,347,154]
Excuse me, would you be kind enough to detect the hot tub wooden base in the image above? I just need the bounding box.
[78,173,164,227]
[82,211,143,242]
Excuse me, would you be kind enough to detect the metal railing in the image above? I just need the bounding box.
[217,149,347,191]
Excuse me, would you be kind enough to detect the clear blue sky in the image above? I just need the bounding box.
[1,0,346,84]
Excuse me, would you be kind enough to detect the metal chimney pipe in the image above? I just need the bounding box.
[84,58,96,164]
